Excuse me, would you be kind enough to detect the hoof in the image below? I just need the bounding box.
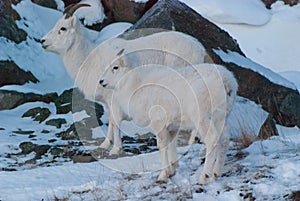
[100,139,111,150]
[168,166,176,178]
[109,146,121,155]
[156,178,167,184]
[157,170,168,183]
[198,173,209,185]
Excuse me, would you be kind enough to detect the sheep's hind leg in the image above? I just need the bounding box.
[157,128,173,183]
[198,122,218,184]
[168,130,178,176]
[212,130,229,179]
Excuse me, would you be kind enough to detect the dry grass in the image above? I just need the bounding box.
[232,119,259,150]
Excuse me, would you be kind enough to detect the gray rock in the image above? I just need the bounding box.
[0,0,27,43]
[31,0,57,9]
[19,142,50,158]
[0,60,39,87]
[22,107,51,123]
[0,90,58,110]
[34,145,51,158]
[19,141,36,154]
[45,118,67,128]
[13,130,35,135]
[50,147,63,156]
[73,155,97,163]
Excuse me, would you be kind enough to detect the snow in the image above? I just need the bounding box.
[1,135,299,200]
[1,0,300,200]
[74,0,106,26]
[228,97,268,139]
[96,22,132,44]
[184,0,300,74]
[54,0,64,11]
[180,0,271,25]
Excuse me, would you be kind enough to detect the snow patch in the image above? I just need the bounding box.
[54,0,65,11]
[74,0,105,25]
[180,0,271,25]
[228,97,268,139]
[96,22,132,44]
[213,2,300,73]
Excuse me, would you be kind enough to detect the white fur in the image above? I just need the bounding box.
[42,14,207,155]
[100,63,238,184]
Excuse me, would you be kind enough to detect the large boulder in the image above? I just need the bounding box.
[122,0,300,128]
[0,60,39,87]
[0,0,27,43]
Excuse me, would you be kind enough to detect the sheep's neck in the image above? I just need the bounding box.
[118,69,142,105]
[62,34,95,79]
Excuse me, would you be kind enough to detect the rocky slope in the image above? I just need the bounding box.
[0,0,299,167]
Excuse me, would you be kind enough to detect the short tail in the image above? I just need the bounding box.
[221,67,238,116]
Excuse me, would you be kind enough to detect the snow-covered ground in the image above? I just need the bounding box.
[0,0,300,200]
[1,133,300,200]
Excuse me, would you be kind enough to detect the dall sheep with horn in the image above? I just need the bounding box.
[41,3,208,155]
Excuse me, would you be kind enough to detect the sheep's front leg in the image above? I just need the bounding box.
[99,111,122,155]
[188,130,197,145]
[109,107,123,155]
[99,122,113,149]
[109,122,122,155]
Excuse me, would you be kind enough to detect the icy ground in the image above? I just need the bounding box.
[0,0,300,200]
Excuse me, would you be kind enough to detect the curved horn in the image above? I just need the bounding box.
[63,3,76,15]
[64,3,91,19]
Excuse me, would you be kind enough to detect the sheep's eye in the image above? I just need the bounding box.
[113,66,119,71]
[60,27,67,31]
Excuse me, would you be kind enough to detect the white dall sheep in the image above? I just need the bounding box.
[41,4,207,155]
[99,62,238,184]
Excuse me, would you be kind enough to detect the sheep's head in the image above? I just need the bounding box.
[100,49,129,89]
[41,4,90,54]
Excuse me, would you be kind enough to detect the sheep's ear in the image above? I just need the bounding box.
[117,48,125,56]
[70,16,77,28]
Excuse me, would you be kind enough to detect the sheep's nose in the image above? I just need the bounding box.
[40,39,45,44]
[99,80,104,85]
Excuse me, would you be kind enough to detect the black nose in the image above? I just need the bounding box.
[99,80,104,85]
[40,39,45,44]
